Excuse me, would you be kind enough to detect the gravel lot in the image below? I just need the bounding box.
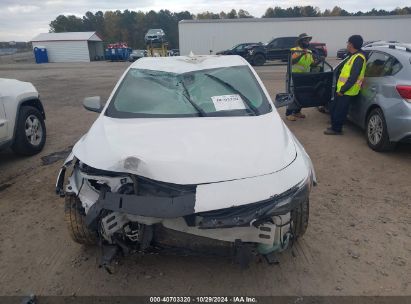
[0,59,410,296]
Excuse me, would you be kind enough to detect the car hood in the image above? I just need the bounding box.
[72,111,297,184]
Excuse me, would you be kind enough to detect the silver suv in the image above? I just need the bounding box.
[349,43,411,151]
[277,42,411,152]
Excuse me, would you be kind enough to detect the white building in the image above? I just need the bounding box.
[179,15,411,57]
[31,32,104,63]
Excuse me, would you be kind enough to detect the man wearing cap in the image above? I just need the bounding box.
[286,33,318,121]
[324,35,366,135]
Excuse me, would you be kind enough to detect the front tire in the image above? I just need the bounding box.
[291,200,309,238]
[11,106,46,156]
[366,108,395,152]
[253,54,266,66]
[65,195,98,245]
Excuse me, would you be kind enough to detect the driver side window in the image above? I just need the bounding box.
[269,40,279,48]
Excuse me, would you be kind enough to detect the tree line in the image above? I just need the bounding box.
[49,6,411,49]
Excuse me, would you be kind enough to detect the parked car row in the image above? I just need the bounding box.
[216,36,328,66]
[336,40,398,59]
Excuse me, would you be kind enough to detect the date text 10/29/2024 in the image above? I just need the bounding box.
[150,297,258,303]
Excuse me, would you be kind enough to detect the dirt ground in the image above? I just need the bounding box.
[0,59,410,296]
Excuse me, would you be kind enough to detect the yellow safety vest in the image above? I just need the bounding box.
[291,47,314,73]
[336,52,367,96]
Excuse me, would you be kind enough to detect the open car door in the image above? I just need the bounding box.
[275,50,334,108]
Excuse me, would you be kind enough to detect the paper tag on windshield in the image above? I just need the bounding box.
[211,94,246,111]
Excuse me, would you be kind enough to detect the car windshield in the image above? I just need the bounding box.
[230,44,241,50]
[148,29,162,34]
[105,65,272,118]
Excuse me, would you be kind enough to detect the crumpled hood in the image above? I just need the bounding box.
[73,112,296,184]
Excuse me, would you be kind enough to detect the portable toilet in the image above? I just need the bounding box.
[33,47,49,64]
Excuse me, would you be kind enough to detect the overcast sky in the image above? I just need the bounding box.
[0,0,409,41]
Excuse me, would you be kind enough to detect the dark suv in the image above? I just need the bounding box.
[216,43,261,58]
[245,36,327,66]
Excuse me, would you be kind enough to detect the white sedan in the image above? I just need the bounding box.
[57,55,316,267]
[0,78,46,155]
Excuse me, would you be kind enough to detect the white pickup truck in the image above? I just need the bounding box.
[0,78,46,155]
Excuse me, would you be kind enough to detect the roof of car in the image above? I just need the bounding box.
[366,43,411,57]
[365,44,411,68]
[130,55,249,74]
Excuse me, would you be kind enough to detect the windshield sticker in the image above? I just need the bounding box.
[211,94,246,111]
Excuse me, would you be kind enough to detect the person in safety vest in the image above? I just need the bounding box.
[286,33,319,121]
[324,35,366,135]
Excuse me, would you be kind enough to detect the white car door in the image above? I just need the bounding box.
[0,95,8,141]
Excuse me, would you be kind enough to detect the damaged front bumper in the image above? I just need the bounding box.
[56,146,315,263]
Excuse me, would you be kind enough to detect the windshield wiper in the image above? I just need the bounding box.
[143,72,206,117]
[204,73,259,115]
[178,80,207,117]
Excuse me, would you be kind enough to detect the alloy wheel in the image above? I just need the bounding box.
[367,114,383,145]
[25,114,43,146]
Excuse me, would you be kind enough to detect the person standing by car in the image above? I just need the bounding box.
[286,33,316,121]
[324,35,366,135]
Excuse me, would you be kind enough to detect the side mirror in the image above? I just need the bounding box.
[83,96,103,113]
[274,93,294,108]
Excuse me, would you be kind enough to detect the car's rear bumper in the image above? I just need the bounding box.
[385,100,411,142]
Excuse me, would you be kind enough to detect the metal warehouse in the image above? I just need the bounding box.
[179,15,411,56]
[31,32,104,63]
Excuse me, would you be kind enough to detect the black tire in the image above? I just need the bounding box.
[366,108,396,152]
[291,199,309,238]
[65,195,98,245]
[11,106,46,156]
[253,54,266,66]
